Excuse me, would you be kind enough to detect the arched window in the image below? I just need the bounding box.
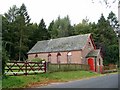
[35,54,38,58]
[48,53,51,63]
[57,52,61,64]
[67,52,72,64]
[99,59,101,66]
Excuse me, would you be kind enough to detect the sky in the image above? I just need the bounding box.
[0,0,118,27]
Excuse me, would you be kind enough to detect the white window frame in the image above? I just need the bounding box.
[67,52,72,64]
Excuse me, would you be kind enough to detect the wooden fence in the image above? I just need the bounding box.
[47,63,89,72]
[5,61,46,76]
[102,65,118,73]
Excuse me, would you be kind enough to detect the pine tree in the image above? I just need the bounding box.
[38,19,49,40]
[48,20,54,39]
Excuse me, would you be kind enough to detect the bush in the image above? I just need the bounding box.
[31,58,45,62]
[2,48,9,75]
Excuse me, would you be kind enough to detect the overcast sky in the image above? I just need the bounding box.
[0,0,118,26]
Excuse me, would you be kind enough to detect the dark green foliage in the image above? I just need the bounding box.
[4,5,19,22]
[51,15,73,38]
[2,48,9,75]
[95,14,118,65]
[30,19,49,47]
[38,19,49,40]
[31,58,45,62]
[27,23,38,49]
[104,45,119,65]
[74,18,91,35]
[107,11,119,29]
[2,4,31,61]
[48,20,54,39]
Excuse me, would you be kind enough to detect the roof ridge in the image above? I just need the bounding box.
[37,33,91,42]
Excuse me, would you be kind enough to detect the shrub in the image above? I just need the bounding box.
[2,48,9,75]
[31,58,45,62]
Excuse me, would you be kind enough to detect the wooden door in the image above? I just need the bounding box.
[88,58,94,71]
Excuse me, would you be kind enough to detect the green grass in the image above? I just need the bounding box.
[2,70,101,88]
[47,71,100,81]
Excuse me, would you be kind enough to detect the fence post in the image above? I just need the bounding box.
[47,62,51,72]
[75,64,76,70]
[67,63,71,70]
[44,61,47,73]
[43,61,46,73]
[59,63,61,69]
[115,65,117,72]
[25,61,27,75]
[46,62,48,72]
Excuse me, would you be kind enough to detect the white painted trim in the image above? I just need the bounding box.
[67,52,72,56]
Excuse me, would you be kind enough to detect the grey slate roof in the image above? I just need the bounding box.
[86,49,100,58]
[28,33,91,54]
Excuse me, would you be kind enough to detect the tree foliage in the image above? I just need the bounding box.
[74,18,91,35]
[51,15,73,38]
[2,3,31,61]
[95,14,118,65]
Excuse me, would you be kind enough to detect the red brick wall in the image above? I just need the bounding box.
[81,36,94,64]
[71,51,82,64]
[28,53,48,61]
[28,50,82,64]
[96,52,103,73]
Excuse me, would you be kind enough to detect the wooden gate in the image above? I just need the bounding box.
[5,61,46,76]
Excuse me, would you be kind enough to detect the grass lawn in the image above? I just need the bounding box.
[2,70,101,88]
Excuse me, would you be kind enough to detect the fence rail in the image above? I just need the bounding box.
[103,65,118,73]
[5,61,46,76]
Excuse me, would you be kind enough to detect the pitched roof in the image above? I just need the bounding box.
[86,49,100,58]
[28,33,91,54]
